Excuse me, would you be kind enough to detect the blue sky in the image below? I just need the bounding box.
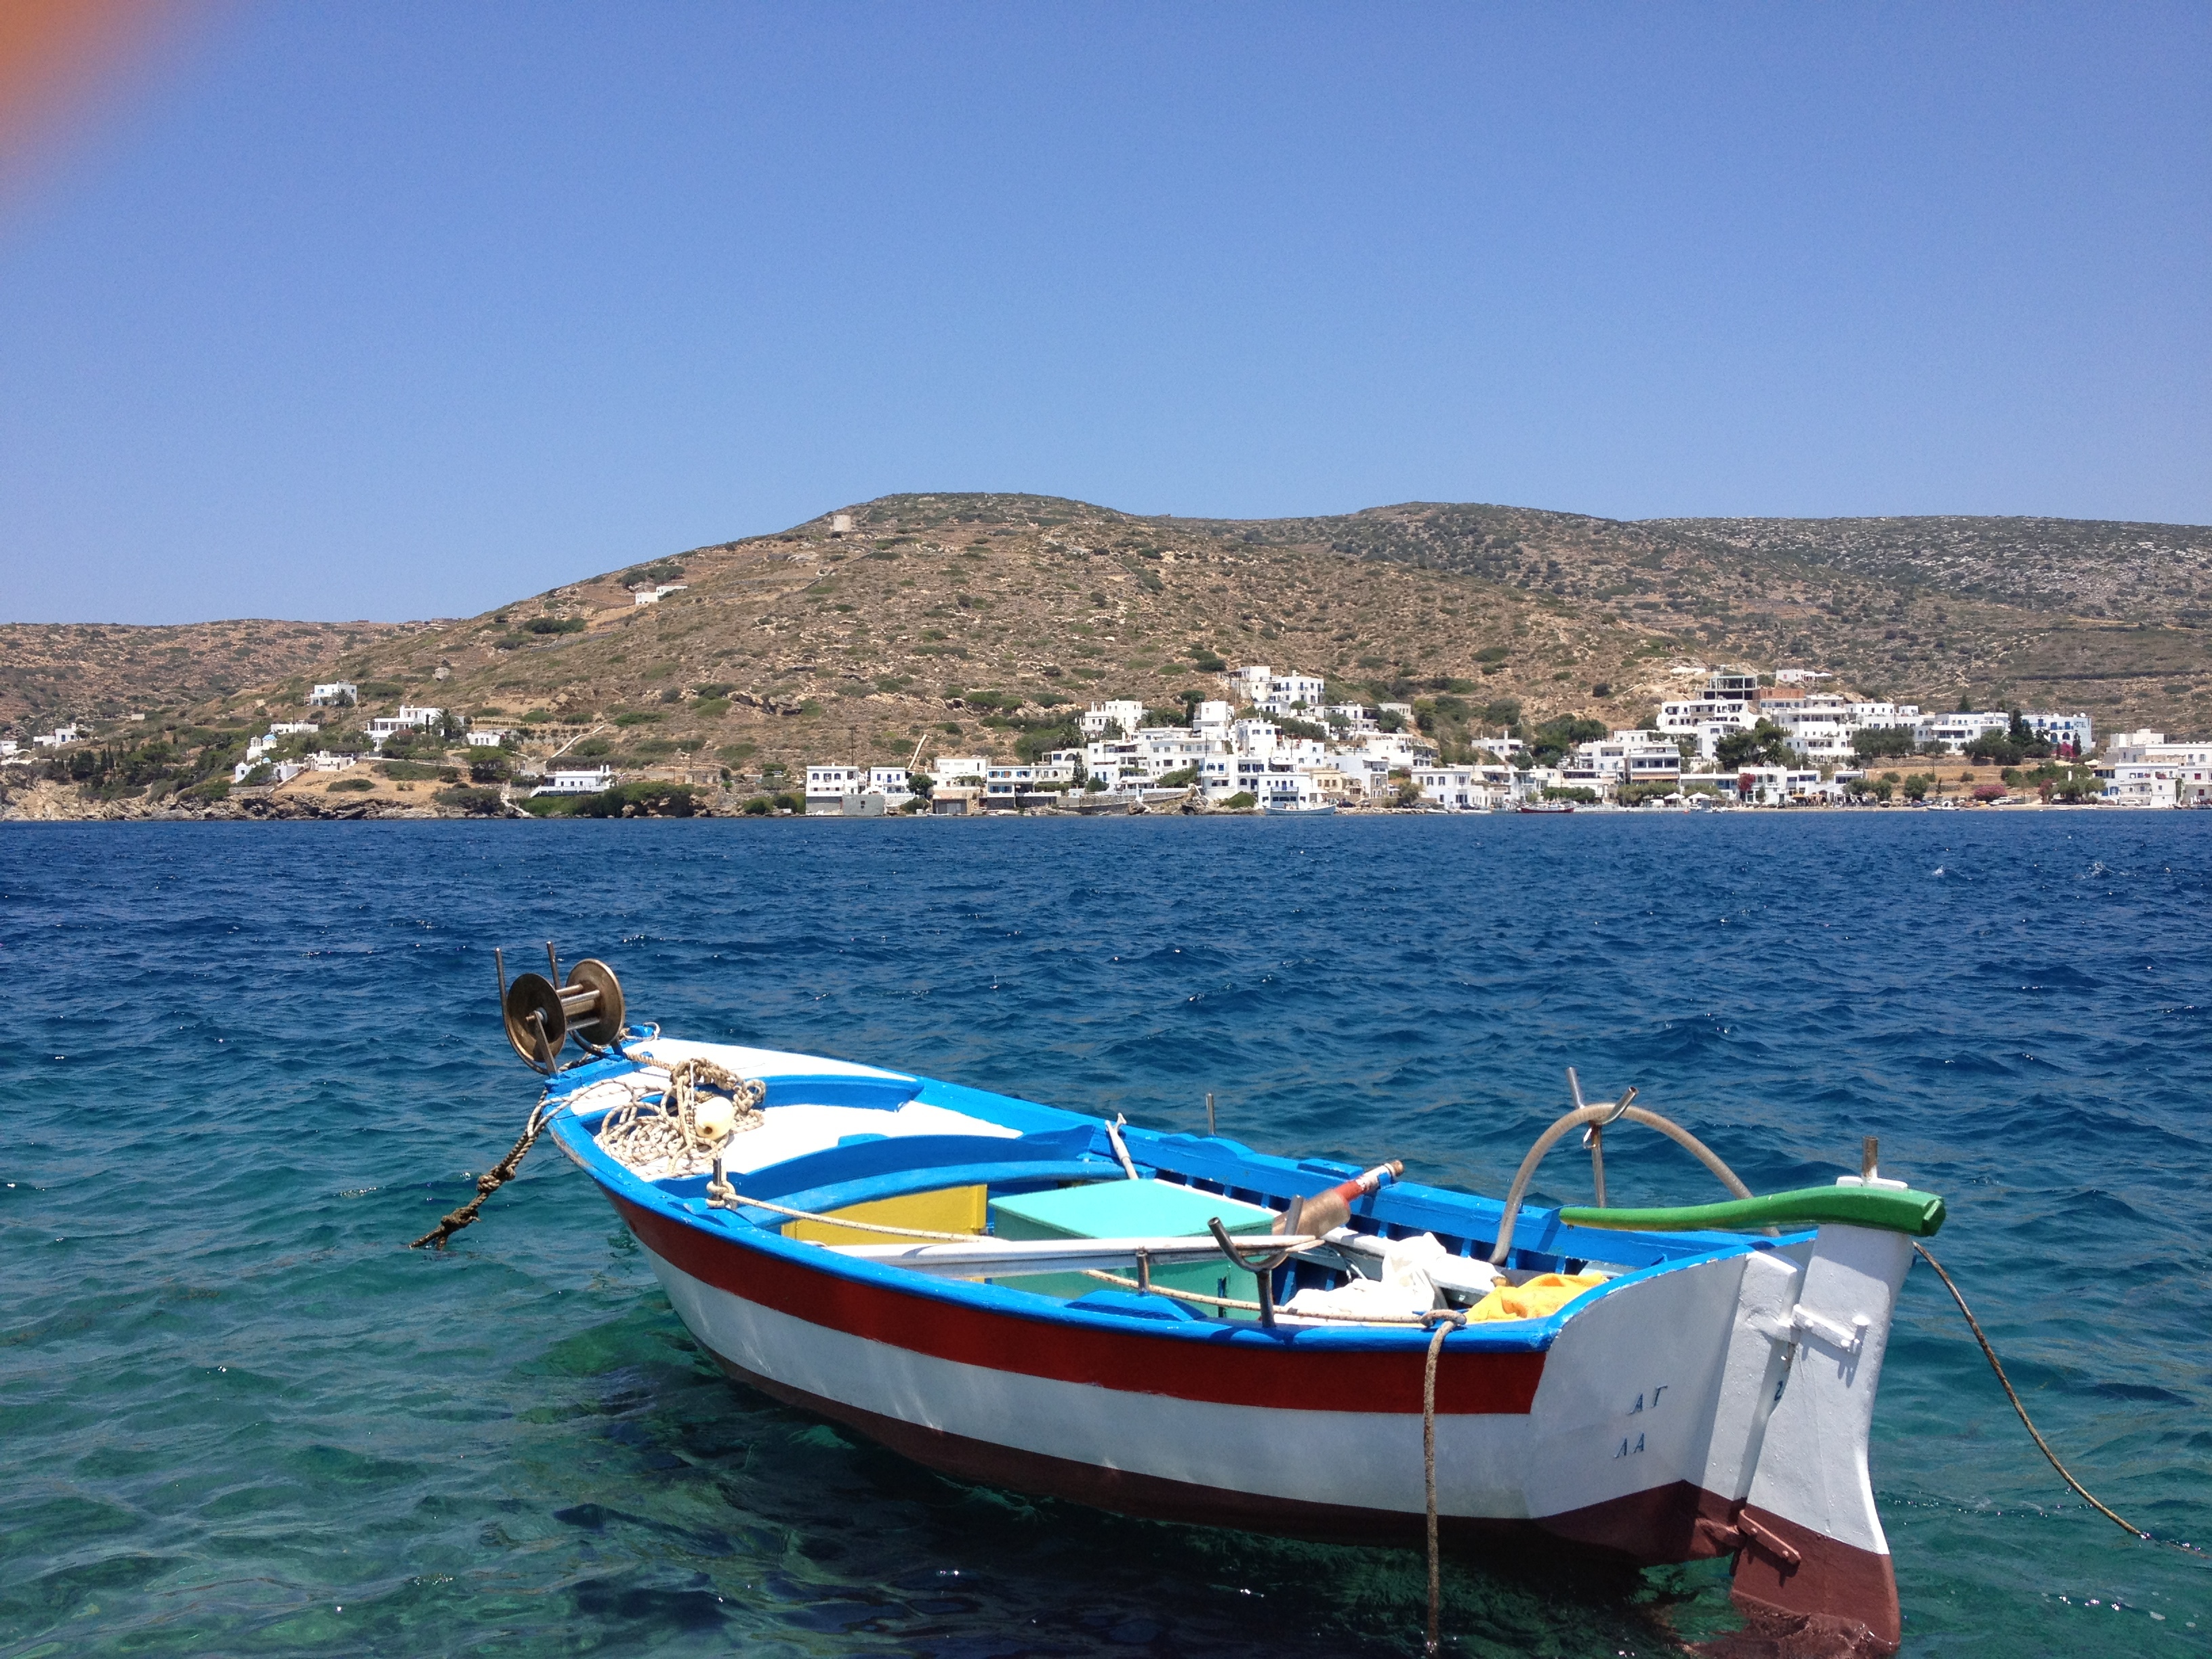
[2,3,2206,624]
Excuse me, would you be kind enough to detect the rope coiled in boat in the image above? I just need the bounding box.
[596,1059,766,1180]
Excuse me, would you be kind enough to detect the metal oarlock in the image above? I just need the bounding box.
[1208,1217,1305,1328]
[1571,1066,1637,1208]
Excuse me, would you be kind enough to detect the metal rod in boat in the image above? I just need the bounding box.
[544,941,560,983]
[1206,1092,1216,1136]
[495,945,508,1003]
[826,1233,1324,1279]
[1863,1136,1879,1181]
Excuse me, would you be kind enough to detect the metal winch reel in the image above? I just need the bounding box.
[496,943,626,1073]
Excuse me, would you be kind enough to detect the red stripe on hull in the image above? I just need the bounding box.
[615,1193,1545,1414]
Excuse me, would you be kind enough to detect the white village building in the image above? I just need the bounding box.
[1223,665,1326,716]
[2097,733,2212,807]
[366,705,447,746]
[535,765,617,797]
[1079,700,1146,739]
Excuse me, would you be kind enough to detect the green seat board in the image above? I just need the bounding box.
[1556,1185,1946,1238]
[988,1178,1279,1317]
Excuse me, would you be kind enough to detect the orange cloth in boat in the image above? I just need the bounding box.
[1465,1271,1607,1324]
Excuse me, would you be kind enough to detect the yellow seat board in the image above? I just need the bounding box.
[783,1185,987,1246]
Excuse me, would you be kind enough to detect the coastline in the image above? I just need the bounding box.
[0,777,2171,824]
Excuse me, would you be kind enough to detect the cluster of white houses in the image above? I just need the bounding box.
[9,664,2206,811]
[1651,673,2093,764]
[798,665,2178,814]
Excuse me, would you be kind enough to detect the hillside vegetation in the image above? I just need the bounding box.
[0,620,430,731]
[5,495,2207,813]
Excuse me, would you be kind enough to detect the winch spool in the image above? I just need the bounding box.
[497,944,626,1071]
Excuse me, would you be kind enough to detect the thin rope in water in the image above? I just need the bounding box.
[1915,1242,2201,1556]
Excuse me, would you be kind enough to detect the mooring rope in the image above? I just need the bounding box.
[1421,1309,1468,1656]
[1912,1242,2206,1555]
[410,1098,554,1250]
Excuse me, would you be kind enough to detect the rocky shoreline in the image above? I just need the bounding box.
[0,779,458,822]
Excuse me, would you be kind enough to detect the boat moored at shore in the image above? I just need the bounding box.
[470,954,1947,1658]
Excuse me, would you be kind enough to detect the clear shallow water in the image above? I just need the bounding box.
[2,815,2208,1658]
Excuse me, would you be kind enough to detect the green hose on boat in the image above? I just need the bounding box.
[1557,1183,1946,1237]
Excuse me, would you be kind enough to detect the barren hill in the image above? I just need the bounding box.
[0,619,432,731]
[5,495,2207,813]
[1180,501,2212,724]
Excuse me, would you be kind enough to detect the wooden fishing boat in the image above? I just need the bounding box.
[489,954,1944,1658]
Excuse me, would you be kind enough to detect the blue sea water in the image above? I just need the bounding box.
[2,815,2208,1658]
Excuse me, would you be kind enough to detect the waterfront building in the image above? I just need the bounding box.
[924,755,990,787]
[865,766,914,802]
[534,765,617,797]
[308,682,357,706]
[1082,739,1147,793]
[2097,734,2212,806]
[804,764,864,813]
[1729,765,1824,804]
[984,764,1036,806]
[1516,765,1567,803]
[1134,726,1215,780]
[1034,750,1082,787]
[1562,731,1683,798]
[1411,765,1502,811]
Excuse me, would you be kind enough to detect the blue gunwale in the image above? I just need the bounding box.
[543,1048,1805,1355]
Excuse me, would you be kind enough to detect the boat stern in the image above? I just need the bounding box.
[1714,1220,1917,1658]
